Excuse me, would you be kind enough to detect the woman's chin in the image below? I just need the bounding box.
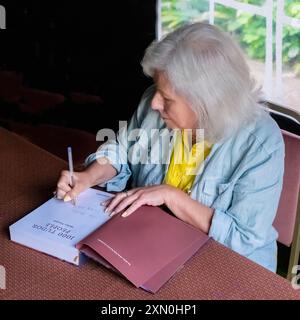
[163,118,174,128]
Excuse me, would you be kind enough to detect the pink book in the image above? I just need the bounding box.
[76,205,209,293]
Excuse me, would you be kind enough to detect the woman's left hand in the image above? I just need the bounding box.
[101,184,176,218]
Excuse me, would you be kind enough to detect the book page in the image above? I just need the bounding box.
[10,188,114,246]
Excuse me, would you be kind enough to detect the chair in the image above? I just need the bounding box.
[0,70,23,103]
[19,88,66,114]
[69,92,103,105]
[264,101,300,135]
[266,102,300,280]
[8,121,99,167]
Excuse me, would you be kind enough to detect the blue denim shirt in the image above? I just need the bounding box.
[85,86,285,272]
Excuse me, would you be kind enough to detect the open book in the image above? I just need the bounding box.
[9,188,209,293]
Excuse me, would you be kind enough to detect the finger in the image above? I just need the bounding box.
[121,199,144,218]
[126,187,143,195]
[56,189,66,200]
[100,198,113,206]
[60,170,79,186]
[56,174,71,192]
[104,192,127,214]
[56,182,71,193]
[63,183,87,202]
[111,193,140,216]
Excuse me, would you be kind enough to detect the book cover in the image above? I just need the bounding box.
[76,205,209,293]
[9,188,209,293]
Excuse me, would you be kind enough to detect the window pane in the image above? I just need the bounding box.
[281,24,300,111]
[214,3,266,89]
[161,0,209,36]
[285,0,300,19]
[235,0,265,5]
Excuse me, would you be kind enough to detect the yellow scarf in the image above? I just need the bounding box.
[164,130,212,193]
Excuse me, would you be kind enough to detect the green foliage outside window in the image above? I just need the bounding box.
[162,0,300,75]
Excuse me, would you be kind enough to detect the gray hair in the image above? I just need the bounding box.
[141,22,265,143]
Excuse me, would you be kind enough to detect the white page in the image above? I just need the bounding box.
[10,188,114,247]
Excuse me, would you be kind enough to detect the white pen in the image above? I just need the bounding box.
[67,146,76,206]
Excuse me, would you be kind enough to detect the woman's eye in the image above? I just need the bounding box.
[164,99,172,107]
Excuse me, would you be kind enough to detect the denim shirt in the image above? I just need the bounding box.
[85,86,285,272]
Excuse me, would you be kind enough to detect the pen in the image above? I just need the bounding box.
[67,146,76,206]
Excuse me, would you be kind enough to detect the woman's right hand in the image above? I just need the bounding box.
[55,170,92,202]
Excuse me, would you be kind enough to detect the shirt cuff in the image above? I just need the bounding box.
[84,152,131,192]
[208,208,233,243]
[84,151,122,173]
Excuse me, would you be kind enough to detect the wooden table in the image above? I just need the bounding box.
[1,127,299,300]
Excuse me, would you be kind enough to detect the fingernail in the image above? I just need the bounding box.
[64,195,72,202]
[104,207,109,213]
[122,212,128,217]
[100,201,107,206]
[109,211,115,217]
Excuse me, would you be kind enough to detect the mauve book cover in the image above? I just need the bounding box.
[76,205,209,293]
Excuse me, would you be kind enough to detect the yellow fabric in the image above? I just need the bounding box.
[164,130,212,193]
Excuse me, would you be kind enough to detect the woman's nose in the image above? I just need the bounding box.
[151,92,164,111]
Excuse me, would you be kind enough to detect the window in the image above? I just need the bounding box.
[158,0,300,112]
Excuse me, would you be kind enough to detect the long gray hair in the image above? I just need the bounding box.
[141,22,264,142]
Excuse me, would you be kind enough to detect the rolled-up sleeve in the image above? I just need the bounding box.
[208,145,285,256]
[85,86,155,192]
[84,144,132,192]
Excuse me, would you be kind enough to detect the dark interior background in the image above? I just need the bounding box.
[0,1,156,134]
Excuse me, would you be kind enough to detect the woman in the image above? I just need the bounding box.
[56,23,284,272]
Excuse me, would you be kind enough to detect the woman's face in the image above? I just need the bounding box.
[151,72,198,129]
